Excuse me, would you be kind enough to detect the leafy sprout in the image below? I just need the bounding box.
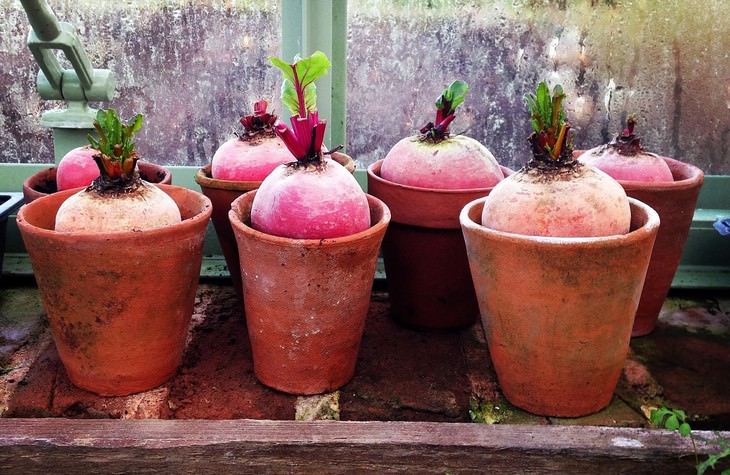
[420,80,469,142]
[87,109,144,181]
[269,51,331,162]
[524,81,571,161]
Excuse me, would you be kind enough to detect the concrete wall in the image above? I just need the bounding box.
[2,0,729,174]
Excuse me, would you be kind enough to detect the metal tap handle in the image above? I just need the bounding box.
[19,0,60,41]
[21,0,112,102]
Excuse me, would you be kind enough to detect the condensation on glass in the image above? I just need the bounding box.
[0,0,281,166]
[347,0,730,174]
[1,0,729,175]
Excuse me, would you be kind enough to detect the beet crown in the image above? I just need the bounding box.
[238,99,278,139]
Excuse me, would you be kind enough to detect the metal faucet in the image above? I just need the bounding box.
[20,0,116,162]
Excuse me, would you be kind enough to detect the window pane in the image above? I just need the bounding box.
[0,0,281,166]
[347,0,730,174]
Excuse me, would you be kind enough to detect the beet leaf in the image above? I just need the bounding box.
[269,51,331,163]
[87,109,143,180]
[421,80,469,142]
[525,81,571,162]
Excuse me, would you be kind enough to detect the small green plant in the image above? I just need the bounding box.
[651,406,730,474]
[469,398,511,425]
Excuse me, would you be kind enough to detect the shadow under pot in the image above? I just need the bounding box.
[228,190,390,395]
[195,152,356,302]
[22,161,173,204]
[367,159,512,331]
[460,196,659,417]
[16,185,211,396]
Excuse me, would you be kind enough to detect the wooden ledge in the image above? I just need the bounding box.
[1,419,726,473]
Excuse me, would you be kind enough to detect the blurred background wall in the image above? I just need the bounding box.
[2,0,729,173]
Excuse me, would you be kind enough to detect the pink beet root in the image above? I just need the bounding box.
[56,146,100,191]
[578,147,673,182]
[482,81,630,238]
[381,80,503,190]
[577,116,673,182]
[482,163,630,237]
[251,158,370,239]
[211,136,291,181]
[381,135,504,189]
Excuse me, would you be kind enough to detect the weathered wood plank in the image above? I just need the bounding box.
[1,419,726,474]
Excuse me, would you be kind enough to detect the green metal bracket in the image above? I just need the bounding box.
[20,0,116,162]
[281,0,347,151]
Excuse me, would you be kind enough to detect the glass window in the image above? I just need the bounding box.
[0,0,281,166]
[346,0,730,174]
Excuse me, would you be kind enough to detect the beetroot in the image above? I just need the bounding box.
[55,109,180,232]
[577,116,673,182]
[481,82,630,238]
[56,146,99,191]
[380,80,503,189]
[250,51,369,239]
[211,100,293,181]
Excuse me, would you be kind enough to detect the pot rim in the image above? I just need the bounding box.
[229,190,391,249]
[572,151,704,191]
[367,159,511,195]
[618,155,704,191]
[23,161,172,195]
[460,196,660,247]
[196,152,357,191]
[17,184,212,240]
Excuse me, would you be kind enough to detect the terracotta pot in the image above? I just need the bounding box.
[620,157,704,336]
[367,159,511,331]
[460,197,659,417]
[16,184,212,396]
[229,190,390,395]
[22,161,173,204]
[573,151,705,336]
[196,152,356,301]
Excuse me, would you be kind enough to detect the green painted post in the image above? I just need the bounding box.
[281,0,347,151]
[20,0,115,163]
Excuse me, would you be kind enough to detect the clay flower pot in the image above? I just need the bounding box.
[619,157,704,336]
[228,190,390,395]
[460,197,659,417]
[16,185,212,396]
[22,161,172,204]
[367,159,511,331]
[196,152,356,301]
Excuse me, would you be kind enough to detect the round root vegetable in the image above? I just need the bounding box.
[57,146,100,191]
[577,116,673,182]
[481,82,630,238]
[380,80,504,189]
[211,100,293,181]
[250,51,370,239]
[55,109,181,233]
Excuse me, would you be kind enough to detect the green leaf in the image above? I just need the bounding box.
[280,80,318,116]
[678,422,691,437]
[665,414,679,431]
[270,51,330,116]
[436,80,469,113]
